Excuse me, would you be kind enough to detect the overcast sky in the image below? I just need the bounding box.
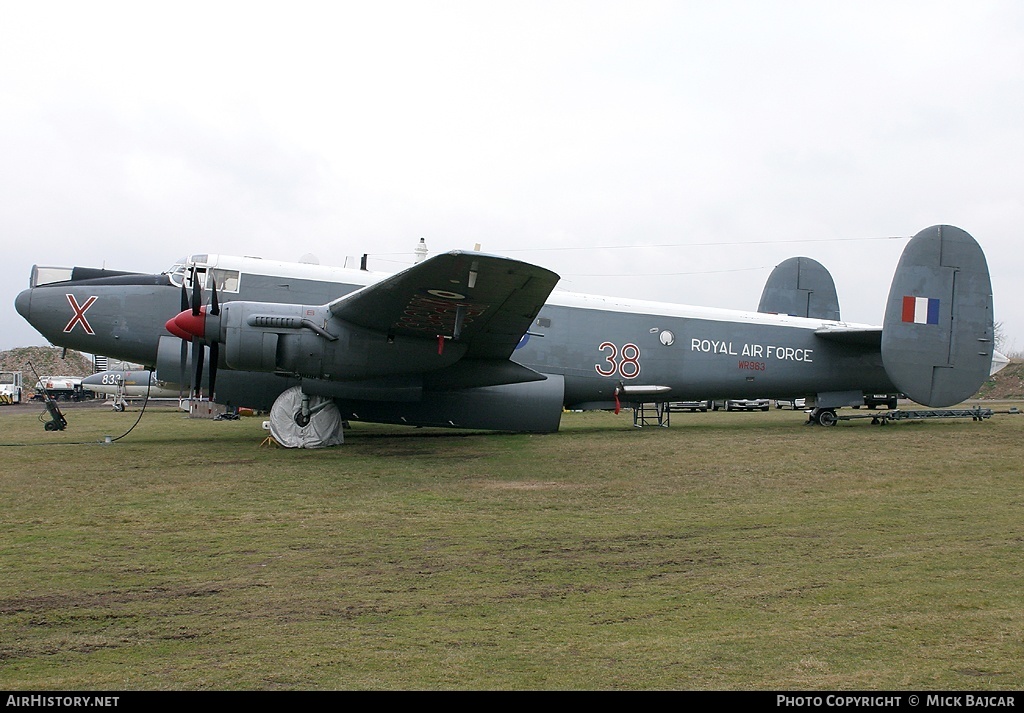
[3,1,1023,356]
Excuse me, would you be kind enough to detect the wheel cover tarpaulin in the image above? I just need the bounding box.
[268,386,344,448]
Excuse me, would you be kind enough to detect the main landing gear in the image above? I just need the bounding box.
[267,386,345,448]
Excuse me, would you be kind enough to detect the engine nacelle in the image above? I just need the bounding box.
[215,301,467,380]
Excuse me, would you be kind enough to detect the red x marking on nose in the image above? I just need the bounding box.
[64,294,98,334]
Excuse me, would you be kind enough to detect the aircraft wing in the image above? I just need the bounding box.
[328,251,560,360]
[813,324,882,347]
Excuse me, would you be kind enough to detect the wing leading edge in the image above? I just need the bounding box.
[328,251,561,361]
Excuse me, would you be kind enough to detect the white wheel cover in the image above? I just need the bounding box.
[268,386,344,448]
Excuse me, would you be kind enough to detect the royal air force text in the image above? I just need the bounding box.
[691,339,814,364]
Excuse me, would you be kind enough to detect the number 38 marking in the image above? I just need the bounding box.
[595,341,641,379]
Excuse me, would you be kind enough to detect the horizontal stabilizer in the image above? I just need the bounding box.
[813,324,882,347]
[758,257,841,320]
[881,225,994,407]
[990,350,1010,376]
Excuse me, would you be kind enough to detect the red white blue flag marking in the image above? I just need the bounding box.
[902,296,939,325]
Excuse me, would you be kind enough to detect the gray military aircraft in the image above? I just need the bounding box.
[14,224,1004,446]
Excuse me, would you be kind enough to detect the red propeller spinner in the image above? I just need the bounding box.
[165,308,207,340]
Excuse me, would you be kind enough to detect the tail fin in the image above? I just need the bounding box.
[881,225,994,407]
[758,256,841,320]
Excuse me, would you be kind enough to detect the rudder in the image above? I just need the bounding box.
[881,225,994,407]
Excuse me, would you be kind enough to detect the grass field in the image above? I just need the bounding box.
[1,401,1022,690]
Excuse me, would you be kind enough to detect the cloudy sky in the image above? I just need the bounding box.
[3,0,1023,355]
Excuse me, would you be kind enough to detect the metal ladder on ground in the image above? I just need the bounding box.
[633,402,670,428]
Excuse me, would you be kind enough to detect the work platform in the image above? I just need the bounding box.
[628,402,1016,428]
[833,406,995,425]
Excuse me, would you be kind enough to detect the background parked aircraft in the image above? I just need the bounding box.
[81,369,184,410]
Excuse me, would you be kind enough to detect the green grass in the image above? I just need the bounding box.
[1,403,1022,690]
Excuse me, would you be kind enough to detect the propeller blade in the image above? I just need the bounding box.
[189,341,197,399]
[200,279,219,400]
[193,341,205,399]
[209,341,219,401]
[191,268,202,316]
[210,280,219,316]
[177,282,190,401]
[179,338,188,400]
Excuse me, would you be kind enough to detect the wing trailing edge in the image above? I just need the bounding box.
[328,251,560,361]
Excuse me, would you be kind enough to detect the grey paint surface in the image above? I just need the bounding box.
[881,225,994,407]
[758,256,841,321]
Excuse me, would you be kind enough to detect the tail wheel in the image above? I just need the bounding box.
[815,408,838,427]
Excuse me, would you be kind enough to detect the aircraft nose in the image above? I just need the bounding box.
[15,289,32,320]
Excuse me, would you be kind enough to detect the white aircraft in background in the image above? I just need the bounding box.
[81,369,184,411]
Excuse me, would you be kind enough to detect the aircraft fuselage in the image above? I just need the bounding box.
[15,254,895,413]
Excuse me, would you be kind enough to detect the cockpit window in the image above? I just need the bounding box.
[166,261,187,288]
[209,268,240,293]
[164,259,239,293]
